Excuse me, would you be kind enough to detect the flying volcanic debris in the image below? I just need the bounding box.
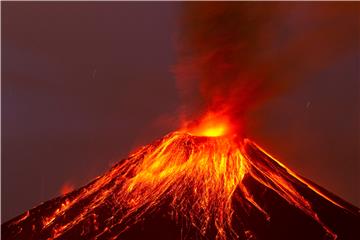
[2,129,360,239]
[2,2,360,240]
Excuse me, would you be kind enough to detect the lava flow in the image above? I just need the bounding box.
[2,120,360,240]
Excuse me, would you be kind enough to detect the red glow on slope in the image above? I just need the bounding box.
[35,129,344,240]
[59,182,74,195]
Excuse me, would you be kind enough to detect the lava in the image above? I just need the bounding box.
[194,124,228,137]
[185,112,233,137]
[4,123,357,240]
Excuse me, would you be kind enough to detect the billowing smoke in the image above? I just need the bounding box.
[174,2,358,133]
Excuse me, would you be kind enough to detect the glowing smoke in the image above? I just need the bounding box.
[174,2,358,134]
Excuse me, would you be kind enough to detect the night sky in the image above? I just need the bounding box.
[2,2,359,222]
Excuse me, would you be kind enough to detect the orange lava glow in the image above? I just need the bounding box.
[59,182,74,195]
[193,122,228,137]
[186,112,232,137]
[38,128,344,240]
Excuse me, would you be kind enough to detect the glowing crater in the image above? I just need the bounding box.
[187,112,231,137]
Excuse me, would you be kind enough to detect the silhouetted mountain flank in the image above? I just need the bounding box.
[2,133,360,240]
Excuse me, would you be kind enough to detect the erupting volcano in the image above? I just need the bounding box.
[3,1,360,239]
[2,118,359,240]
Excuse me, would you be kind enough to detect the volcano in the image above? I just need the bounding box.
[2,131,360,240]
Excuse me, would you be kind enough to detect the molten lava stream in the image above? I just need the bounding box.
[4,118,355,240]
[38,128,346,239]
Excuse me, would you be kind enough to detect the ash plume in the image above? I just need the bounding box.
[174,2,359,131]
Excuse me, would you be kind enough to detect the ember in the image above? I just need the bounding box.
[3,122,359,239]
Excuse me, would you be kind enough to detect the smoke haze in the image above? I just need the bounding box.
[175,2,359,134]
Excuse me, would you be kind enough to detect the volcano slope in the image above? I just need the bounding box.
[2,132,360,240]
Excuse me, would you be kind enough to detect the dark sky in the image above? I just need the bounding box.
[2,2,359,222]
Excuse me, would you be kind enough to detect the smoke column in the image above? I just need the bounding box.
[174,2,358,134]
